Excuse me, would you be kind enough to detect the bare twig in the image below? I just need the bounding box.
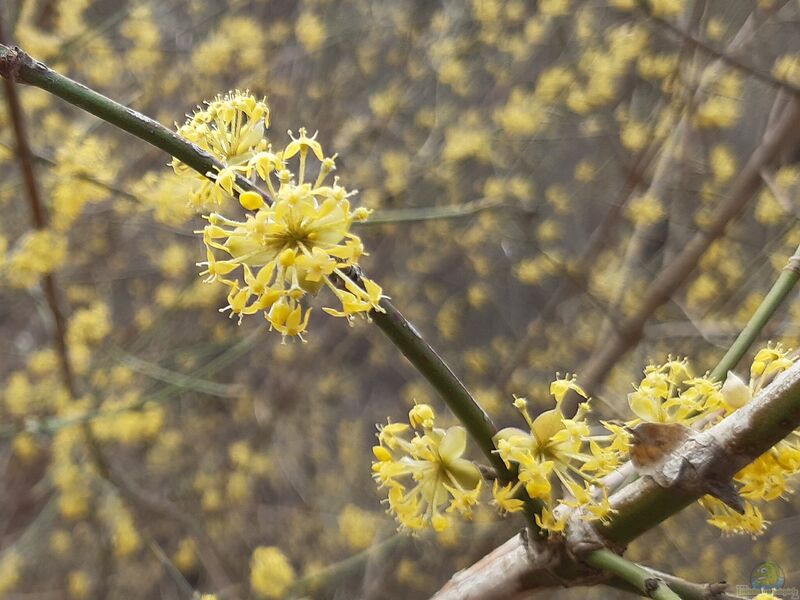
[583,549,681,599]
[574,94,800,406]
[645,13,800,96]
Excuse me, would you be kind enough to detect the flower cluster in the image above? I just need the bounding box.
[372,404,483,532]
[173,90,270,208]
[626,357,724,426]
[249,546,295,599]
[174,91,383,339]
[627,346,800,536]
[491,376,624,532]
[2,229,67,289]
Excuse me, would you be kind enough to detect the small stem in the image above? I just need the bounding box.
[710,243,800,381]
[645,568,746,600]
[583,549,680,600]
[355,197,506,226]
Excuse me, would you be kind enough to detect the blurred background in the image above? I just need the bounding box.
[1,0,799,598]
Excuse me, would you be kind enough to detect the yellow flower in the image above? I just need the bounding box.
[0,553,22,596]
[491,480,525,514]
[492,377,619,531]
[250,546,295,599]
[750,343,794,384]
[173,90,270,207]
[373,404,483,532]
[295,11,326,53]
[283,127,324,162]
[626,357,721,425]
[626,194,665,227]
[534,507,567,533]
[700,497,766,537]
[625,348,799,537]
[338,504,381,550]
[186,96,383,339]
[68,570,91,599]
[4,228,68,288]
[709,145,736,184]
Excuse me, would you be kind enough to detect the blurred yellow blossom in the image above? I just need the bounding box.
[250,546,295,598]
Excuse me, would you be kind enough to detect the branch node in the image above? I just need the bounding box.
[521,528,590,588]
[644,577,661,594]
[704,581,729,598]
[785,255,800,276]
[565,513,621,560]
[0,45,23,81]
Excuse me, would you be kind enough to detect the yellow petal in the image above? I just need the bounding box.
[239,190,265,211]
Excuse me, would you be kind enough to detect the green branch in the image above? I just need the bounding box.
[0,44,272,204]
[584,550,680,600]
[356,197,505,226]
[371,301,543,527]
[710,243,800,381]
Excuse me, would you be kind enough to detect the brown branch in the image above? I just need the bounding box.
[574,94,800,406]
[0,20,238,591]
[646,13,800,96]
[0,29,77,400]
[430,529,605,600]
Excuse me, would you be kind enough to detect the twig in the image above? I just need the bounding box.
[648,568,744,600]
[355,197,506,226]
[583,549,680,600]
[0,43,272,205]
[710,243,800,381]
[574,94,800,405]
